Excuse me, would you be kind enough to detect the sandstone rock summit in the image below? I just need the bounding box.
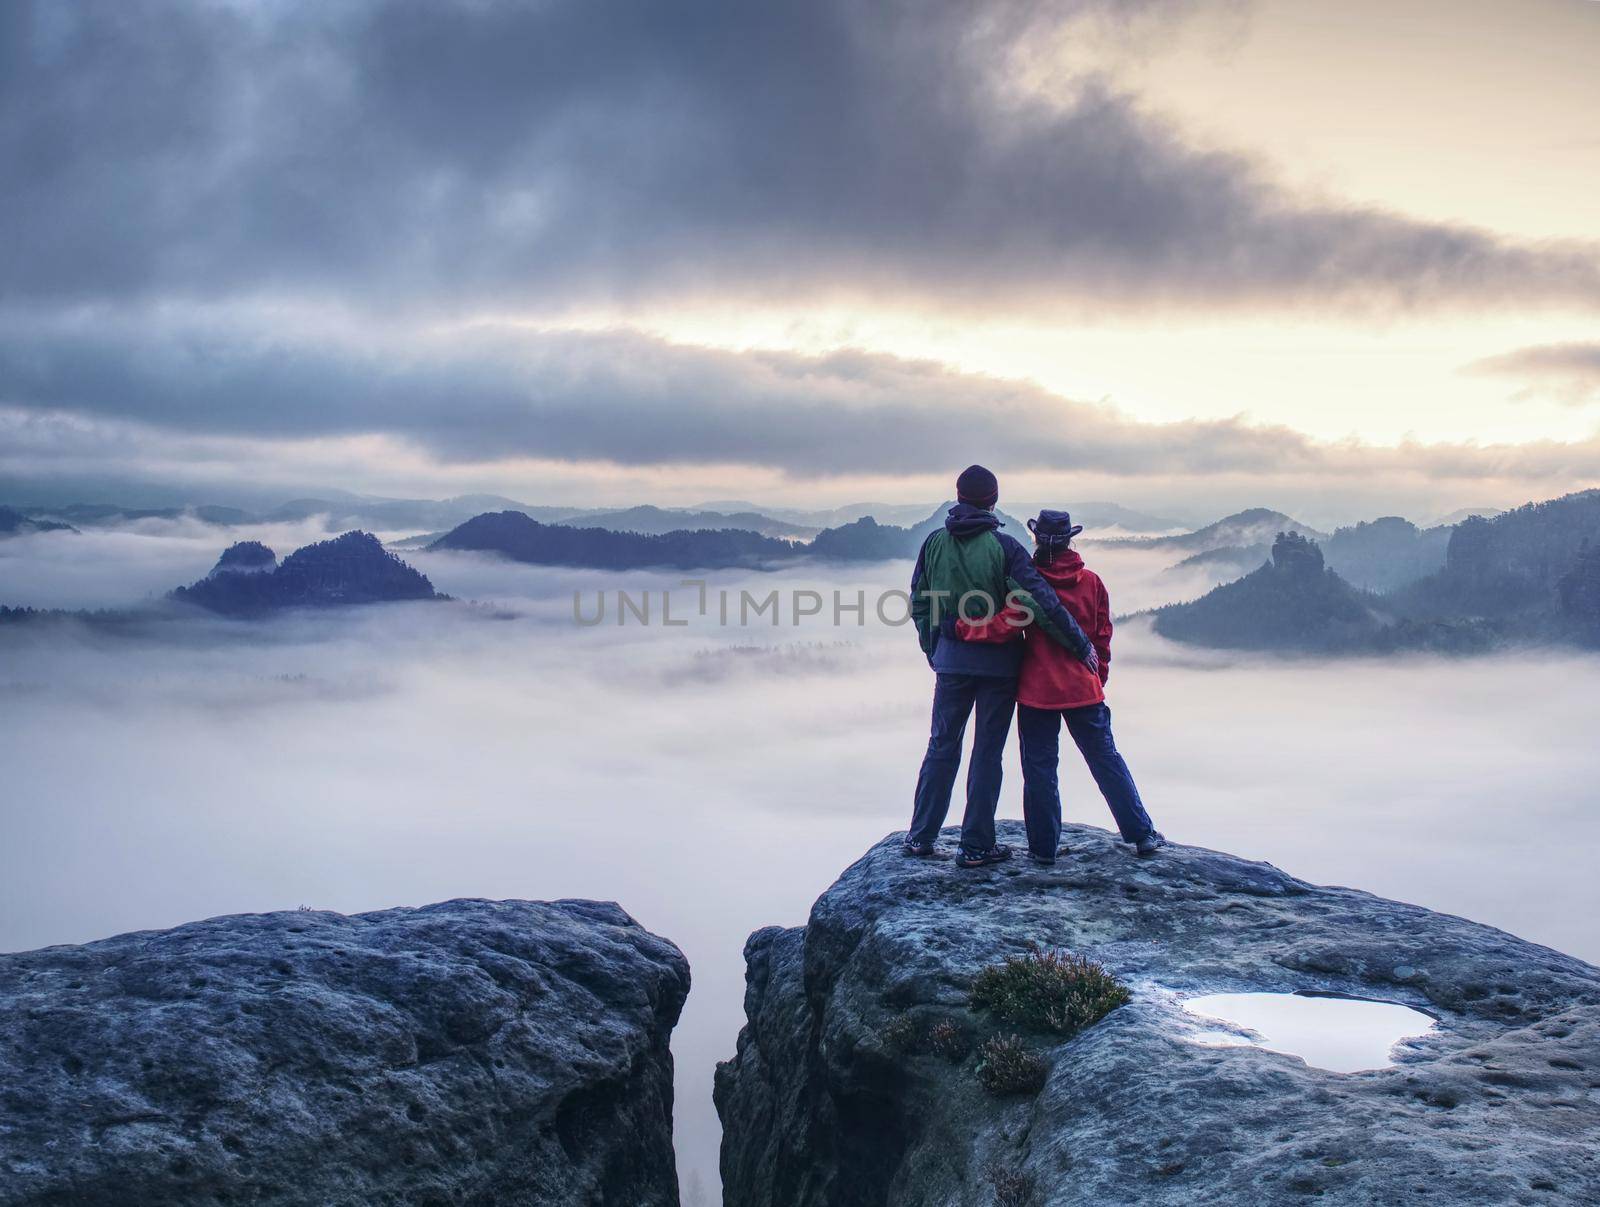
[716,821,1600,1205]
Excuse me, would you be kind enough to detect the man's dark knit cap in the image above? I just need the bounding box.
[956,464,999,509]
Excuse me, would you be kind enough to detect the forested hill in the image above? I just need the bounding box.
[806,516,919,560]
[171,532,440,615]
[430,511,800,570]
[1391,490,1600,635]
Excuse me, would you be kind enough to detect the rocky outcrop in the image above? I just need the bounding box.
[0,898,689,1206]
[209,540,277,575]
[716,822,1600,1205]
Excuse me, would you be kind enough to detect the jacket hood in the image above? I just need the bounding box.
[1036,549,1085,585]
[944,502,1002,538]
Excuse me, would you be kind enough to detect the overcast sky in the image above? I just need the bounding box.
[3,0,1598,522]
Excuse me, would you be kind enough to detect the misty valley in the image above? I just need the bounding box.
[4,493,1600,1199]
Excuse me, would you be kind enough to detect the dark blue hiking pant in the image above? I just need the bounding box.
[908,673,1017,853]
[1016,702,1156,855]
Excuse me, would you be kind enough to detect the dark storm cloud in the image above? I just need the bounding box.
[5,0,1598,314]
[0,318,1306,475]
[1468,343,1600,406]
[7,318,1600,484]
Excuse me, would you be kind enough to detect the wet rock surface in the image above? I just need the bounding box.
[716,821,1600,1205]
[0,898,689,1206]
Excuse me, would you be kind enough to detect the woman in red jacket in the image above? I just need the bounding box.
[958,510,1164,864]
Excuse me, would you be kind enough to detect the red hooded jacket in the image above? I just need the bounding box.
[956,550,1113,710]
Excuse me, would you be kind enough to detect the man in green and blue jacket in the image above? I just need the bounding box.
[906,465,1099,867]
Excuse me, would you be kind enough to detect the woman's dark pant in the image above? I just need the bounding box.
[1016,702,1156,854]
[909,673,1017,853]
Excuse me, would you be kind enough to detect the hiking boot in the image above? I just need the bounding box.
[1027,845,1069,866]
[903,839,937,858]
[955,844,1012,869]
[1135,831,1167,857]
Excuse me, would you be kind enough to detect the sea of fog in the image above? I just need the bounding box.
[4,521,1600,1201]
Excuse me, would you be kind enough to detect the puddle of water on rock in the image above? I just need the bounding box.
[1181,992,1436,1073]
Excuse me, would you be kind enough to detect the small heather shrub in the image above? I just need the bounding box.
[987,1163,1038,1207]
[970,945,1130,1036]
[879,1011,923,1054]
[975,1033,1048,1096]
[926,1018,971,1063]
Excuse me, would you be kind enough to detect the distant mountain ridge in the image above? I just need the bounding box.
[8,503,252,529]
[428,502,1032,569]
[691,500,942,529]
[1169,515,1454,594]
[5,492,1180,549]
[0,506,77,537]
[695,498,1184,533]
[1095,508,1326,554]
[264,496,578,532]
[1429,506,1505,528]
[1047,500,1185,533]
[553,505,818,540]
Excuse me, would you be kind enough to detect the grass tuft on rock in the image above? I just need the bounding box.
[975,1033,1048,1096]
[970,945,1130,1036]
